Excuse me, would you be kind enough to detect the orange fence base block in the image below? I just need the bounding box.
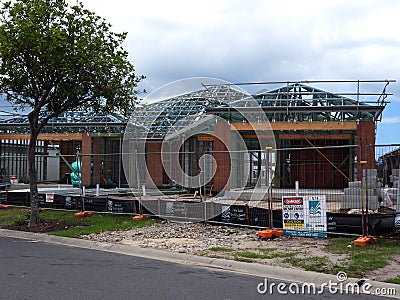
[74,211,93,218]
[273,229,284,237]
[133,215,146,221]
[258,229,273,239]
[354,236,378,247]
[0,205,10,210]
[370,237,378,244]
[258,229,284,239]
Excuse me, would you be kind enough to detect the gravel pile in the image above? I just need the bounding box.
[83,220,260,253]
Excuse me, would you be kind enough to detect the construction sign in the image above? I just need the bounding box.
[282,195,327,237]
[45,193,54,203]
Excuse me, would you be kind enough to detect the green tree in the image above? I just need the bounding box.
[0,0,144,226]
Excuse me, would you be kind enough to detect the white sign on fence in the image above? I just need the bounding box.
[45,193,54,203]
[282,195,327,238]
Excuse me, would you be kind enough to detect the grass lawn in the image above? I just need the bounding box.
[206,237,400,282]
[327,237,400,280]
[0,207,154,238]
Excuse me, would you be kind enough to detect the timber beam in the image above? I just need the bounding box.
[0,132,123,141]
[231,121,357,131]
[278,133,353,140]
[240,133,352,140]
[0,133,84,141]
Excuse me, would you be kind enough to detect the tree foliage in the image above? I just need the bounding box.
[0,0,143,119]
[0,0,144,226]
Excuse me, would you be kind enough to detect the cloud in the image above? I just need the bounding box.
[381,117,400,124]
[66,0,400,143]
[72,0,399,90]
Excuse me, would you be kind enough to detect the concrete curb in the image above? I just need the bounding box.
[0,229,398,298]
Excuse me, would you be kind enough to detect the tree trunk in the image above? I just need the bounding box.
[28,116,40,227]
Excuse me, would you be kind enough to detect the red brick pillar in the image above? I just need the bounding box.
[214,120,230,192]
[356,120,375,180]
[81,133,92,186]
[146,141,163,187]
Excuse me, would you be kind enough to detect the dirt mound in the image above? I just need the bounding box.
[4,220,85,233]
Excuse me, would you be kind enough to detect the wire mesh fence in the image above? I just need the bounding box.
[1,143,400,237]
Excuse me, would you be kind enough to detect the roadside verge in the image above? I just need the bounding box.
[0,228,398,298]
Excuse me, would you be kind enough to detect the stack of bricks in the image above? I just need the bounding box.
[391,169,400,210]
[341,169,380,210]
[381,169,400,207]
[363,169,380,209]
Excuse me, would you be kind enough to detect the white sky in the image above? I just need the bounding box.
[70,0,400,144]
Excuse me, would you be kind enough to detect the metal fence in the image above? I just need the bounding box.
[1,143,400,237]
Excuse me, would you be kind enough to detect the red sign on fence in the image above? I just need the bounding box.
[46,193,54,203]
[283,197,303,205]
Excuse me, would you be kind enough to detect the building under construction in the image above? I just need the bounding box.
[0,79,394,193]
[1,79,399,236]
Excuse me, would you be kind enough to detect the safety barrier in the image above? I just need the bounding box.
[1,144,399,238]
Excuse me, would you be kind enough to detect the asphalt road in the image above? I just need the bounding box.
[0,236,394,300]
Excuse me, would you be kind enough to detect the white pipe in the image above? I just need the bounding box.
[142,185,146,196]
[295,181,299,196]
[396,182,400,213]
